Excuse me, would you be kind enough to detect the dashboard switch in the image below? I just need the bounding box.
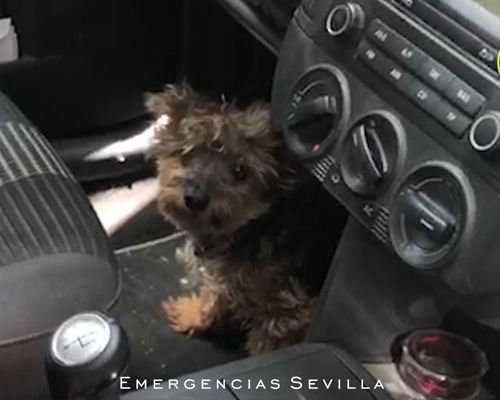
[284,67,347,159]
[434,103,471,138]
[400,187,456,249]
[367,20,426,71]
[417,58,455,92]
[287,96,337,130]
[469,111,500,153]
[367,19,394,48]
[358,41,412,91]
[390,165,466,268]
[406,79,441,115]
[444,78,485,116]
[341,113,403,196]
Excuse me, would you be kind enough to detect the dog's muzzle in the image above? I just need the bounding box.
[184,181,210,212]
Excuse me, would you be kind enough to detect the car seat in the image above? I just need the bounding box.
[0,91,119,400]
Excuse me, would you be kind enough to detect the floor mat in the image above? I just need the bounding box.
[117,233,246,383]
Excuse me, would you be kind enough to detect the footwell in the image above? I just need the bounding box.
[116,233,245,385]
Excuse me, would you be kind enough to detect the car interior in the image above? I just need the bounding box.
[0,0,499,399]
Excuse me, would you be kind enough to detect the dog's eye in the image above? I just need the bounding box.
[233,163,249,180]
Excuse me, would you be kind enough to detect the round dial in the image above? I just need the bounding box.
[340,113,403,196]
[284,66,348,159]
[390,165,468,268]
[326,3,365,38]
[469,111,500,153]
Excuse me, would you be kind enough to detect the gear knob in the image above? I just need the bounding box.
[45,312,129,400]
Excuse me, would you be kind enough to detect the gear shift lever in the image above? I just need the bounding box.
[45,312,129,400]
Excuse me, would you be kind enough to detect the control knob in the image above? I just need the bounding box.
[340,113,402,196]
[326,2,365,37]
[284,66,348,159]
[389,165,467,268]
[469,111,500,154]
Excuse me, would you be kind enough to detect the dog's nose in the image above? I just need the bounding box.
[184,185,210,212]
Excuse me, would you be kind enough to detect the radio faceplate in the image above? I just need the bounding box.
[272,0,500,297]
[302,0,500,192]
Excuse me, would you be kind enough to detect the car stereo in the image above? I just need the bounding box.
[271,0,500,298]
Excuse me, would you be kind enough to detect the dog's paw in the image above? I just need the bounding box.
[175,245,189,265]
[175,242,198,272]
[161,293,209,336]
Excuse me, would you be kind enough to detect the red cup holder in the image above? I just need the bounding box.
[396,329,489,399]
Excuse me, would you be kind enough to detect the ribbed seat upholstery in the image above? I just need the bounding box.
[0,92,119,399]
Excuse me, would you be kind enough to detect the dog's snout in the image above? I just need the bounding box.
[184,182,210,212]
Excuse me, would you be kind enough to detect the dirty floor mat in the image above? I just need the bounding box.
[117,233,246,384]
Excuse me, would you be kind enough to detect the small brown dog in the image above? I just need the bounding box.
[146,83,343,355]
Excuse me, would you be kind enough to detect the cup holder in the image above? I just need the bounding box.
[396,329,488,399]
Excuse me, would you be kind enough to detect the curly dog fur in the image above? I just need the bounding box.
[146,83,343,355]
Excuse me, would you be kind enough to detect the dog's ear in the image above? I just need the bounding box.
[145,82,200,122]
[146,83,200,158]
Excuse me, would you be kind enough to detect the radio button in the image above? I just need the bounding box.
[358,41,412,90]
[367,19,393,47]
[392,39,427,71]
[434,103,471,138]
[405,79,440,115]
[475,43,497,71]
[367,20,426,71]
[444,79,485,116]
[417,59,454,92]
[386,64,412,91]
[358,41,386,69]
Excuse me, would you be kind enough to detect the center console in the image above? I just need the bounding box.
[272,0,500,341]
[275,0,500,288]
[269,2,500,387]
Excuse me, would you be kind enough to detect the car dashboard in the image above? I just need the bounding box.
[211,1,500,393]
[273,0,500,302]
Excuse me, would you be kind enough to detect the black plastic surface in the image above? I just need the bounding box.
[122,344,392,400]
[213,0,283,55]
[307,218,455,361]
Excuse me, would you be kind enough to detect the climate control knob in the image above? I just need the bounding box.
[469,111,500,153]
[340,112,403,196]
[284,66,348,159]
[390,164,468,268]
[326,3,365,37]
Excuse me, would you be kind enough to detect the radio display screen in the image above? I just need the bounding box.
[473,0,500,18]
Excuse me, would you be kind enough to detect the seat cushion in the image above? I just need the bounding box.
[0,91,119,399]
